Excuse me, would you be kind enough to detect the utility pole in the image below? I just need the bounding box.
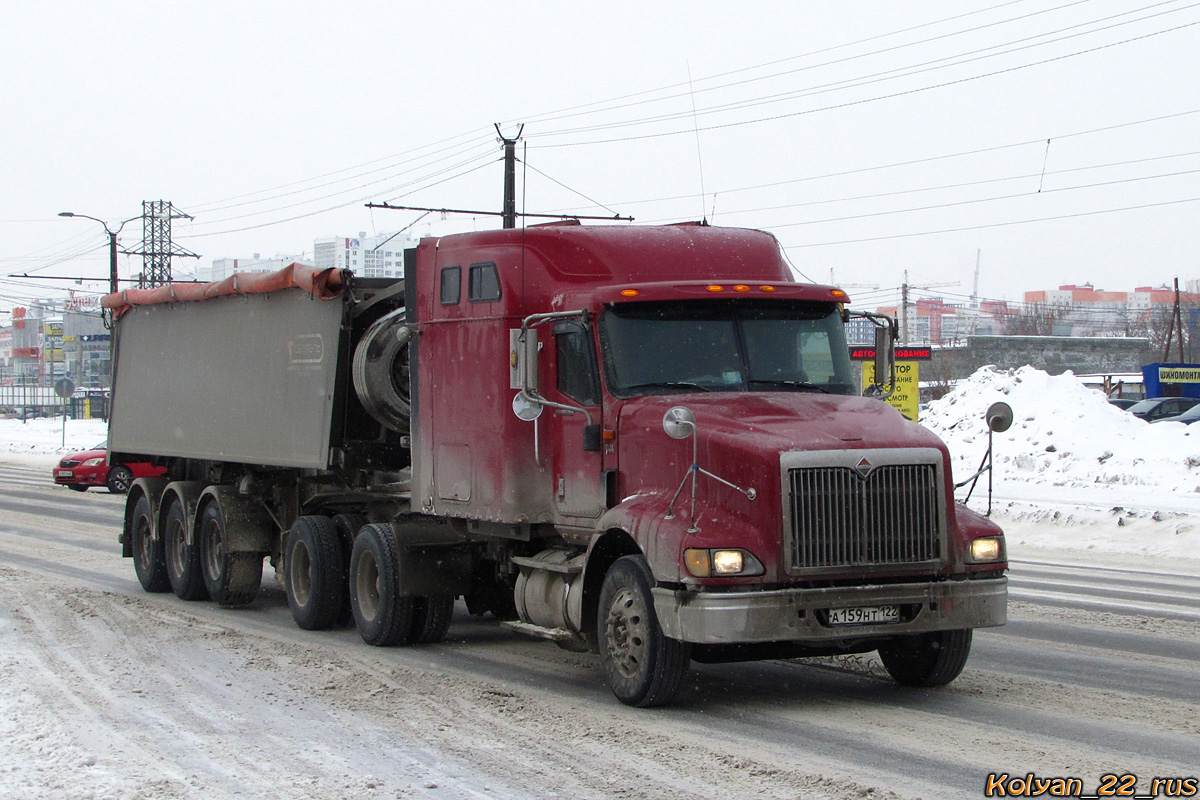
[1164,277,1185,362]
[495,124,524,229]
[126,200,199,287]
[900,270,959,345]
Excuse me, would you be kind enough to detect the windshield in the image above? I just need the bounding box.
[600,300,855,397]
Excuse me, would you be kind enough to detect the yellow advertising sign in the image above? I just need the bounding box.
[862,361,920,422]
[1158,366,1200,383]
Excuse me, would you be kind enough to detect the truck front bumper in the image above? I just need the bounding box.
[653,576,1006,645]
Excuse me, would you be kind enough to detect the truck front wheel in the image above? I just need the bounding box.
[131,495,170,593]
[199,502,262,607]
[878,629,972,687]
[164,498,209,601]
[286,516,344,630]
[349,523,414,646]
[598,555,691,708]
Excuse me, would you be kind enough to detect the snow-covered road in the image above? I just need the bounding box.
[2,455,1198,800]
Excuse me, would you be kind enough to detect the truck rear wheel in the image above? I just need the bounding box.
[878,629,972,687]
[331,514,368,626]
[598,555,691,708]
[199,502,263,607]
[286,516,344,630]
[164,498,209,601]
[409,595,454,644]
[131,494,170,593]
[350,523,414,646]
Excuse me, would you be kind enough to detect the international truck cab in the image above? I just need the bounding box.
[109,222,1006,708]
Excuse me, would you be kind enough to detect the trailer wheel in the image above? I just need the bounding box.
[199,502,263,607]
[331,514,368,626]
[164,498,209,601]
[106,466,133,494]
[131,494,170,593]
[410,595,454,644]
[286,516,344,631]
[598,555,691,707]
[878,629,972,687]
[349,523,414,646]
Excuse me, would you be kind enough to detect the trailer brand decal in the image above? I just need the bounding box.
[288,334,325,365]
[287,334,326,374]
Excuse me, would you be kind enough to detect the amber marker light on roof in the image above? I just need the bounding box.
[733,284,750,292]
[831,289,847,299]
[706,285,724,292]
[620,289,639,297]
[759,285,776,292]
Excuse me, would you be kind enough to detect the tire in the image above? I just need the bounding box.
[349,523,414,646]
[878,629,973,687]
[68,484,89,492]
[131,494,170,593]
[598,555,691,708]
[409,595,455,644]
[285,516,344,631]
[106,466,133,494]
[352,308,412,433]
[331,514,368,626]
[164,497,208,601]
[199,502,263,607]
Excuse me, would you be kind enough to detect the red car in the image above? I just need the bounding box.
[53,441,167,494]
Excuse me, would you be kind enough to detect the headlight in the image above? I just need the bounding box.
[968,536,1004,563]
[684,548,765,577]
[82,457,105,467]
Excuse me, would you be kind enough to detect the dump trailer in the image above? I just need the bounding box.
[107,223,1007,707]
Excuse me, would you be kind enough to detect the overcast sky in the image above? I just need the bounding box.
[2,0,1198,317]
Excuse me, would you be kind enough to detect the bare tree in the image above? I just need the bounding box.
[1004,302,1069,336]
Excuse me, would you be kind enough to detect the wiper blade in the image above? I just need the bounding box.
[624,381,712,393]
[748,379,831,394]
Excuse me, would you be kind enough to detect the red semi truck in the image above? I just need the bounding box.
[106,222,1006,707]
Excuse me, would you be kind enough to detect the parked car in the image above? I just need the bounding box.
[1126,396,1200,422]
[52,441,167,493]
[1108,397,1140,410]
[1153,403,1200,425]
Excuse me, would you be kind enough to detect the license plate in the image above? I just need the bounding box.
[828,605,900,625]
[59,470,73,478]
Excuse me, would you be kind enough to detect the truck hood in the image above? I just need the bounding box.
[615,391,946,457]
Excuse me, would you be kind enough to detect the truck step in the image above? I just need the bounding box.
[500,620,577,643]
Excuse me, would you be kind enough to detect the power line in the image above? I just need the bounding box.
[526,18,1200,149]
[781,194,1200,249]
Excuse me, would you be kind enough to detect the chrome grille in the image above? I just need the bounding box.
[787,463,941,571]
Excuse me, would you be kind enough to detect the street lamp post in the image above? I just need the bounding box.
[58,211,138,295]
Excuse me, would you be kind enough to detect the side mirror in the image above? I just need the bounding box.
[582,424,602,452]
[873,324,894,392]
[986,401,1013,433]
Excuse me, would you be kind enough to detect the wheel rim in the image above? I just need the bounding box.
[134,515,152,573]
[290,540,312,607]
[355,549,381,623]
[605,587,649,679]
[167,516,187,577]
[110,469,131,492]
[202,517,224,581]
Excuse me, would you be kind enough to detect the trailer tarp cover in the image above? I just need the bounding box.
[101,263,345,318]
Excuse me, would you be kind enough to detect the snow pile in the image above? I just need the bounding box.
[923,366,1200,496]
[0,417,109,462]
